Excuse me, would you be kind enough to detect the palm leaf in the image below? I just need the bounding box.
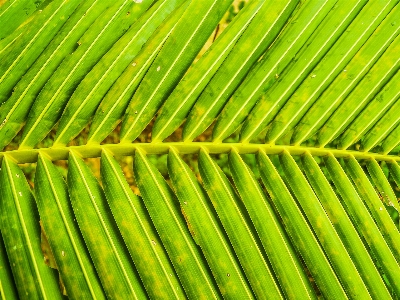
[0,0,400,298]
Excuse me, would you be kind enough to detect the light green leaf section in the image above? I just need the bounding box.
[186,0,300,142]
[0,0,48,39]
[199,149,282,299]
[0,0,113,151]
[35,153,106,299]
[0,233,18,300]
[381,121,400,155]
[301,152,391,299]
[316,6,400,147]
[387,161,400,228]
[88,1,189,145]
[67,152,147,299]
[228,150,316,300]
[324,154,400,295]
[266,0,398,144]
[0,156,62,300]
[240,0,367,143]
[120,0,233,143]
[366,159,400,216]
[19,0,147,149]
[0,0,81,104]
[53,0,183,147]
[342,156,400,262]
[339,70,400,150]
[134,149,221,299]
[207,0,337,142]
[100,150,186,299]
[152,0,267,142]
[167,148,253,299]
[257,151,347,299]
[279,151,371,298]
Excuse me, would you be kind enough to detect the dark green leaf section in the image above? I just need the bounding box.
[316,4,400,147]
[342,157,400,262]
[324,154,400,295]
[0,233,18,299]
[279,151,370,298]
[206,0,337,142]
[120,0,233,143]
[53,0,186,147]
[301,152,392,299]
[100,150,186,299]
[266,0,399,144]
[0,156,62,299]
[67,152,147,299]
[339,69,400,151]
[240,0,368,143]
[35,153,106,299]
[20,0,148,149]
[366,159,400,225]
[167,148,254,299]
[88,1,189,144]
[0,0,81,103]
[181,0,299,142]
[134,149,221,299]
[228,150,316,300]
[0,0,114,151]
[199,149,283,299]
[387,161,400,228]
[152,0,267,142]
[0,0,50,39]
[257,151,347,299]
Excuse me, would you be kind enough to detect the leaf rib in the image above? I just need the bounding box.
[69,152,139,299]
[101,150,181,299]
[21,0,131,148]
[3,157,48,299]
[37,153,100,299]
[121,1,219,142]
[136,149,219,299]
[169,148,253,298]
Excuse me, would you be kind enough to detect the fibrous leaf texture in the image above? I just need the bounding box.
[0,0,399,299]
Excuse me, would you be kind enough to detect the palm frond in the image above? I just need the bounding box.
[0,0,400,299]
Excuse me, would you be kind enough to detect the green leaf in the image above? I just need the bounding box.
[35,153,106,299]
[88,1,189,145]
[53,0,185,147]
[366,159,400,222]
[0,156,62,299]
[240,0,368,143]
[167,148,254,298]
[316,5,400,147]
[279,151,370,298]
[19,0,149,149]
[0,233,18,300]
[229,150,317,300]
[257,151,347,299]
[324,154,400,295]
[265,0,399,144]
[342,156,400,262]
[0,0,115,151]
[339,69,400,150]
[0,0,82,104]
[206,0,337,142]
[134,149,221,299]
[301,152,392,299]
[100,150,186,299]
[0,0,49,40]
[199,149,283,299]
[152,0,267,142]
[67,151,147,299]
[120,0,233,143]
